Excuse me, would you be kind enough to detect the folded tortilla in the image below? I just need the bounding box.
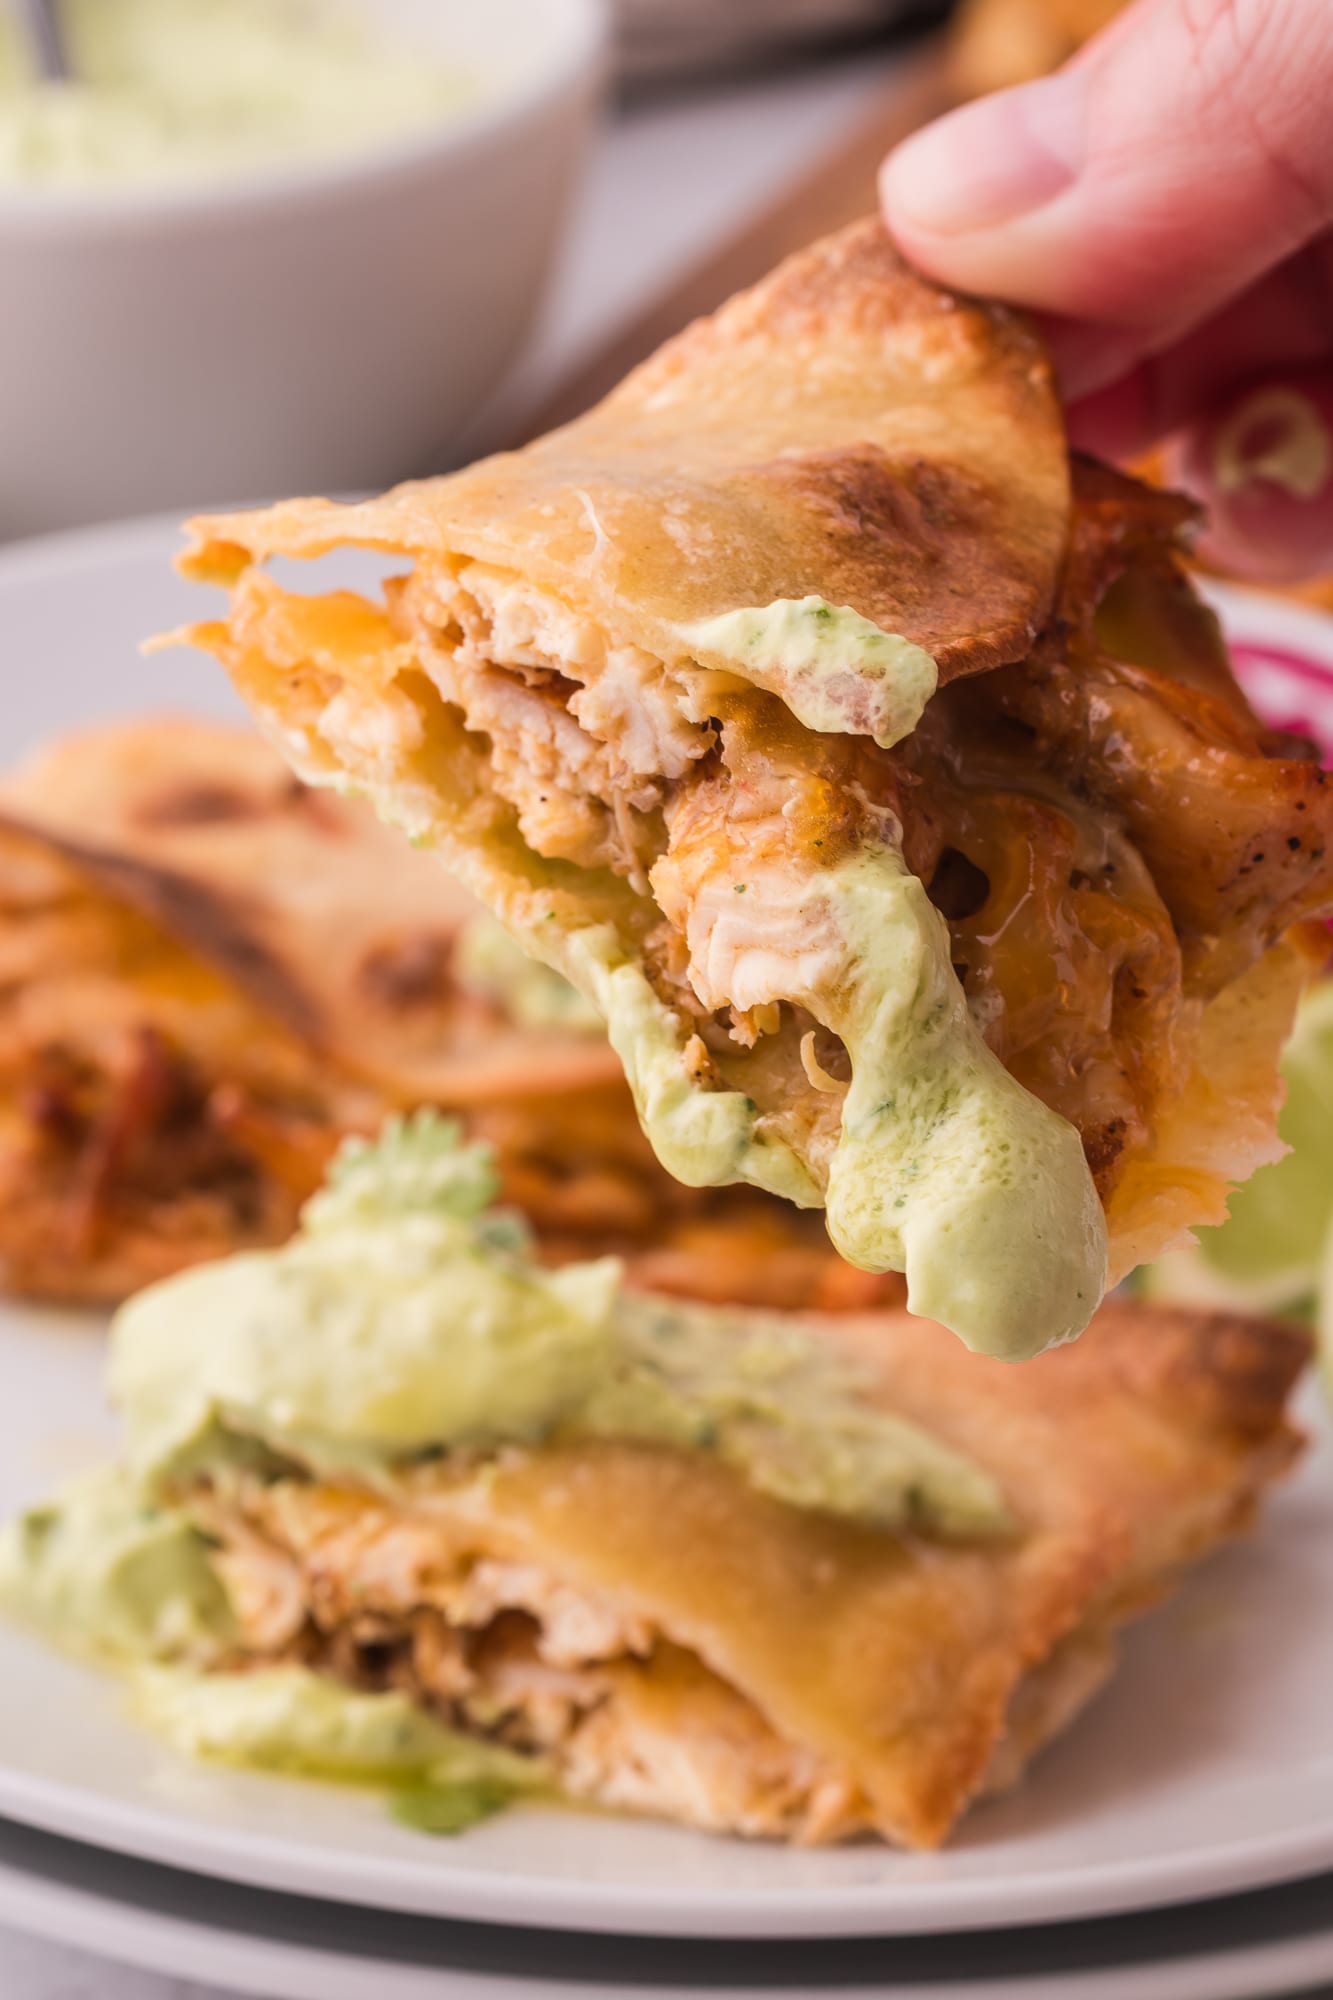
[2,1115,1305,1849]
[178,221,1333,1359]
[0,718,889,1310]
[205,1299,1299,1848]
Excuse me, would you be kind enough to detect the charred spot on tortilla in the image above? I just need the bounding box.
[752,445,1052,676]
[131,782,263,827]
[29,838,327,1049]
[357,933,456,1012]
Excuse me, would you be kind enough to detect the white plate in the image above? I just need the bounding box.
[2,516,1333,1942]
[8,1813,1333,2000]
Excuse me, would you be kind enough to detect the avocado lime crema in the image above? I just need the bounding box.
[0,0,476,190]
[563,923,824,1210]
[110,1115,1008,1534]
[0,1465,235,1662]
[107,1117,624,1484]
[818,850,1107,1359]
[674,598,939,750]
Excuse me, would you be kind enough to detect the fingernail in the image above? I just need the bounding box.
[882,73,1086,235]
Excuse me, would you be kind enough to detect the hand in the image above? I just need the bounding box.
[880,0,1333,582]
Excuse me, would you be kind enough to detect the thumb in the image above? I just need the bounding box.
[880,0,1333,374]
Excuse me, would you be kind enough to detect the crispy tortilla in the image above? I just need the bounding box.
[179,221,1333,1355]
[183,1294,1306,1847]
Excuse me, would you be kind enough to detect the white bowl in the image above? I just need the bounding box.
[0,0,608,541]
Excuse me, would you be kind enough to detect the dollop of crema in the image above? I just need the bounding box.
[674,598,939,750]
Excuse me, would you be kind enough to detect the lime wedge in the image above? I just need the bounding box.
[1141,977,1333,1317]
[1137,1246,1314,1318]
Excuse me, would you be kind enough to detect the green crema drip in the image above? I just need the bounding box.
[556,848,1106,1361]
[564,926,823,1211]
[819,852,1107,1359]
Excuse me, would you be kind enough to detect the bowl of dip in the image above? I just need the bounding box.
[0,0,607,539]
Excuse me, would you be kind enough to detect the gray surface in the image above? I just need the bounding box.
[3,1938,223,2000]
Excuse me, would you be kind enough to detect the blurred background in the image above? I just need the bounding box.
[0,0,1117,544]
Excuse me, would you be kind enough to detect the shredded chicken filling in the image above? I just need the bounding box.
[188,1470,1114,1845]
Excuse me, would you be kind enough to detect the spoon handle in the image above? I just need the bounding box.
[22,0,71,82]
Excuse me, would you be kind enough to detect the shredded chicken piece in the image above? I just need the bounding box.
[800,1031,842,1095]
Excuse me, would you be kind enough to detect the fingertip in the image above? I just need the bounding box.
[878,77,1083,274]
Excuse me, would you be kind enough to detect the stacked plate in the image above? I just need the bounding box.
[3,519,1333,1998]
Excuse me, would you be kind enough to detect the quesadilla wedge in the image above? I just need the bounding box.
[2,1117,1306,1849]
[0,717,886,1310]
[0,810,377,1297]
[178,221,1333,1360]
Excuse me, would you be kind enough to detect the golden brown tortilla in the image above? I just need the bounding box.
[1,716,618,1108]
[191,1293,1307,1848]
[0,811,366,1299]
